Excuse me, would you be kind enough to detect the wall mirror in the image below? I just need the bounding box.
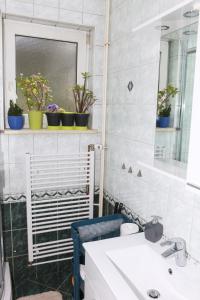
[154,2,199,168]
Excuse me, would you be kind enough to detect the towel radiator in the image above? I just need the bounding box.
[26,148,95,265]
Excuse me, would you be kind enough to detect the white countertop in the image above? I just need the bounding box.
[83,233,200,300]
[83,233,158,300]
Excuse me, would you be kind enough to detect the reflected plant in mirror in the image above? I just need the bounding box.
[157,84,179,128]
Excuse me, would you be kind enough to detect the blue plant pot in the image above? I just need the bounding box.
[156,116,159,127]
[8,115,24,130]
[158,116,170,128]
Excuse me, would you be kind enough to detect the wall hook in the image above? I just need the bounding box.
[128,167,133,174]
[137,170,142,177]
[122,163,126,170]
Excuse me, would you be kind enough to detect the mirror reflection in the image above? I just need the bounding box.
[155,15,198,164]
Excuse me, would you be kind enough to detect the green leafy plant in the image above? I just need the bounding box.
[17,73,53,111]
[157,84,179,117]
[8,100,23,116]
[72,72,96,113]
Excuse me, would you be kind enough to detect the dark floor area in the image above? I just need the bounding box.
[7,256,72,299]
[1,194,110,299]
[1,201,73,299]
[8,256,72,299]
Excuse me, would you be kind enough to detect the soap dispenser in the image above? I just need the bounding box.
[144,216,163,243]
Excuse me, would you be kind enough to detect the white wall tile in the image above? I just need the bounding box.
[79,133,100,152]
[91,75,103,103]
[91,104,102,130]
[33,134,58,155]
[59,0,83,12]
[0,0,5,10]
[110,0,125,13]
[34,0,59,8]
[83,0,106,16]
[57,134,80,154]
[8,135,33,164]
[0,135,9,164]
[34,5,59,21]
[188,196,200,260]
[9,163,26,194]
[83,13,105,45]
[0,163,10,195]
[93,46,104,76]
[58,9,82,24]
[6,0,34,16]
[159,0,185,14]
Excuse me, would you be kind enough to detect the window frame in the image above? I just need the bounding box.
[4,19,87,128]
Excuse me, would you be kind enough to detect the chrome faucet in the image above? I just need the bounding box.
[160,238,187,267]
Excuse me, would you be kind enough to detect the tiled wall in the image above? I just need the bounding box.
[105,0,200,262]
[0,0,105,198]
[0,133,101,197]
[0,1,105,298]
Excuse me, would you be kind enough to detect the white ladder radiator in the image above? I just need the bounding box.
[26,148,95,265]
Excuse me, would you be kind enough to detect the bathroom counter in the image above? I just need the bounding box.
[83,233,200,300]
[83,233,161,300]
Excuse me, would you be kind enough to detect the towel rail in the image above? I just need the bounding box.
[26,148,95,265]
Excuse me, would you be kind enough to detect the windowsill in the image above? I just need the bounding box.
[156,127,179,132]
[1,129,99,135]
[139,159,187,182]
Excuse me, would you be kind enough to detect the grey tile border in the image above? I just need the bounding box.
[103,189,145,230]
[1,186,100,203]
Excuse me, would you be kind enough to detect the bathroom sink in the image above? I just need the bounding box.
[107,244,200,300]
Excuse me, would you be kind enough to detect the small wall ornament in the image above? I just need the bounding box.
[127,81,134,92]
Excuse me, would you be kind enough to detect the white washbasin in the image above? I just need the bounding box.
[107,244,200,300]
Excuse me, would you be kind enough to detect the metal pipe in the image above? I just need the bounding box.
[99,0,110,217]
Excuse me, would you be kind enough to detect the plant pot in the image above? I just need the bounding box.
[74,113,89,130]
[156,116,159,127]
[158,116,170,128]
[8,115,24,130]
[28,111,43,130]
[61,112,75,130]
[46,112,61,130]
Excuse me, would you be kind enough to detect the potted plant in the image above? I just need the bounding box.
[72,72,96,130]
[157,84,179,128]
[17,73,53,129]
[8,100,24,130]
[46,104,64,130]
[61,111,75,130]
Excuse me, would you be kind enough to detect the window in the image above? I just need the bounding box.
[4,19,87,127]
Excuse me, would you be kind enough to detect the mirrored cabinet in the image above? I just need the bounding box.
[135,1,200,190]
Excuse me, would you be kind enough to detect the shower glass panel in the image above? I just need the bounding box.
[16,36,77,112]
[176,50,196,163]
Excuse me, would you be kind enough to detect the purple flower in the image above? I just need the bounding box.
[47,104,59,112]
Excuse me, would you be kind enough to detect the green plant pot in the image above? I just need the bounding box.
[28,111,43,129]
[74,113,89,130]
